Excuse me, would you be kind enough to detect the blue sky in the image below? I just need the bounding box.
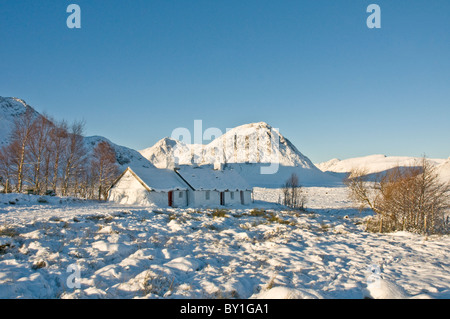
[1,0,449,163]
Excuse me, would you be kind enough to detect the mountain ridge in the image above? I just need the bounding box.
[3,96,446,188]
[140,122,317,168]
[316,154,446,175]
[139,122,342,187]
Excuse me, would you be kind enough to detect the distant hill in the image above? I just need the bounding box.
[316,154,447,181]
[435,158,450,183]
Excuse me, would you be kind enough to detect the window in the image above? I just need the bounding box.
[206,191,210,200]
[230,191,234,200]
[179,191,183,198]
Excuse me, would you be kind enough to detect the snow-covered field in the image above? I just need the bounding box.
[1,187,449,299]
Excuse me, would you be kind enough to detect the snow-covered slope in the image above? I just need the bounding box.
[139,137,202,169]
[141,123,317,168]
[0,97,41,146]
[435,158,450,183]
[84,136,155,171]
[316,155,446,177]
[0,96,155,172]
[203,122,316,167]
[1,187,450,299]
[140,122,341,187]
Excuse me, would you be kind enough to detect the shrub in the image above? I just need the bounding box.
[142,271,174,296]
[345,157,450,234]
[0,224,18,237]
[212,209,228,218]
[250,208,266,217]
[265,212,291,225]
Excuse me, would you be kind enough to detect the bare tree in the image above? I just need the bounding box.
[282,173,306,210]
[91,141,119,200]
[345,158,450,234]
[27,114,53,194]
[0,145,14,193]
[9,109,36,192]
[344,168,383,214]
[0,112,124,200]
[76,165,94,199]
[48,119,68,193]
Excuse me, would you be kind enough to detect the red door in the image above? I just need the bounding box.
[168,191,173,207]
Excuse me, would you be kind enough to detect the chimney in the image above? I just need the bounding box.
[214,162,223,171]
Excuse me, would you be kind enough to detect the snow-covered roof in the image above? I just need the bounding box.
[175,165,252,192]
[114,166,188,192]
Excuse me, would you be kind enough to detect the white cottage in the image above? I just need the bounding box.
[174,165,253,207]
[107,167,188,207]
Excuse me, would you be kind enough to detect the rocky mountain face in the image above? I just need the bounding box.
[139,122,341,187]
[141,122,317,168]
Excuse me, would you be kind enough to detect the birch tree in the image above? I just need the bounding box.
[91,141,119,200]
[27,115,53,194]
[61,121,87,196]
[9,109,35,192]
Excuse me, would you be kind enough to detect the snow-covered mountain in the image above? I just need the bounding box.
[203,122,317,168]
[435,158,450,183]
[140,122,341,187]
[4,95,445,187]
[139,137,202,169]
[141,122,317,168]
[0,96,154,171]
[84,136,155,171]
[0,97,41,147]
[316,154,447,181]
